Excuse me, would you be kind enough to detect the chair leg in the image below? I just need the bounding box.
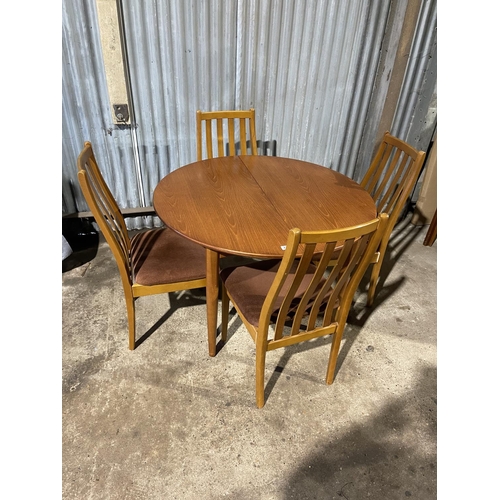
[221,285,229,343]
[366,237,389,307]
[255,345,266,408]
[125,294,136,350]
[366,262,381,307]
[326,330,343,385]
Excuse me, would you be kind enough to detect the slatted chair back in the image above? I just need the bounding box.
[361,132,426,225]
[220,214,389,407]
[196,109,258,160]
[77,142,132,287]
[360,132,426,305]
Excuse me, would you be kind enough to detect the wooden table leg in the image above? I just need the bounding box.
[206,249,220,357]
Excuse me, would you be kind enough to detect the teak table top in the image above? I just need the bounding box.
[154,155,377,357]
[153,155,376,258]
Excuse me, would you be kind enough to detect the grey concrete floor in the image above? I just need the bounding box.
[62,214,437,499]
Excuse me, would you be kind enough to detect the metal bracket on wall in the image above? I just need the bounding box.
[113,104,129,123]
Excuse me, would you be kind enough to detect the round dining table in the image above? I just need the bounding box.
[153,155,376,356]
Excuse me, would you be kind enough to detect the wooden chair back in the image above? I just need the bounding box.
[259,216,388,350]
[196,109,258,160]
[359,133,426,306]
[77,142,132,287]
[361,132,426,225]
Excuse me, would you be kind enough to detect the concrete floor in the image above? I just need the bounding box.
[62,214,437,499]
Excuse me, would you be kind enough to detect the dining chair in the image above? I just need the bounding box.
[220,213,389,408]
[361,132,426,306]
[196,108,258,160]
[77,142,207,350]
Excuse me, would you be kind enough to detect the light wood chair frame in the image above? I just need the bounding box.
[196,109,258,160]
[360,132,426,306]
[221,214,389,408]
[77,142,207,350]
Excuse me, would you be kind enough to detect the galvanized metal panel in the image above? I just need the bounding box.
[353,0,411,182]
[235,0,392,178]
[62,0,148,230]
[122,0,239,206]
[390,0,437,201]
[121,0,393,184]
[63,0,435,231]
[392,0,437,149]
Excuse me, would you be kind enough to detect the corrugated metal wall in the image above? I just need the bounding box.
[123,0,392,181]
[63,0,146,229]
[391,0,437,201]
[234,0,392,175]
[63,0,436,230]
[392,0,437,151]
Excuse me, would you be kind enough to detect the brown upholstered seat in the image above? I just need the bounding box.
[77,142,207,350]
[220,259,319,327]
[131,229,205,286]
[220,214,389,408]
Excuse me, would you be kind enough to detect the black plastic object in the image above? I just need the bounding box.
[62,217,99,273]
